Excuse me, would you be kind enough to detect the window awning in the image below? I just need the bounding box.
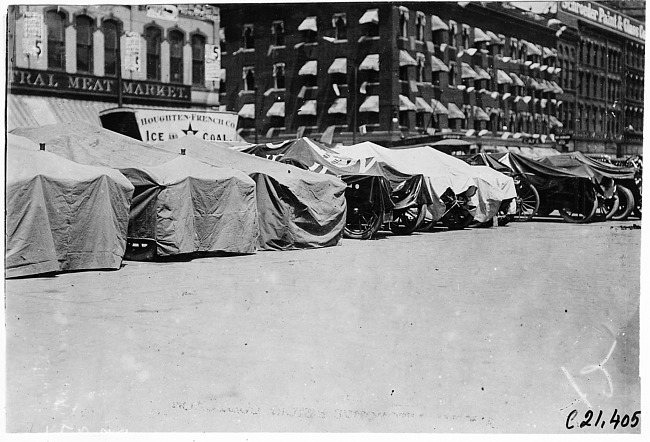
[447,102,466,119]
[431,14,449,31]
[238,103,255,119]
[431,55,449,72]
[359,9,379,25]
[526,77,542,90]
[461,63,478,79]
[496,69,513,84]
[473,27,491,43]
[473,66,491,80]
[399,95,417,111]
[359,53,380,71]
[486,30,502,44]
[359,95,379,112]
[399,50,418,67]
[509,72,525,87]
[431,98,449,115]
[549,115,564,128]
[328,98,347,114]
[298,16,318,32]
[298,99,317,115]
[328,58,347,74]
[299,60,318,76]
[549,80,564,94]
[266,101,285,117]
[415,97,433,113]
[525,41,542,56]
[543,47,556,58]
[473,106,490,121]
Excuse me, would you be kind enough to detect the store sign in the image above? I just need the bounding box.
[135,109,238,142]
[204,44,221,82]
[10,68,191,102]
[146,5,178,21]
[178,4,220,22]
[22,11,43,57]
[125,31,142,72]
[559,1,645,41]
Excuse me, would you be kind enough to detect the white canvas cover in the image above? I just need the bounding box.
[6,134,134,277]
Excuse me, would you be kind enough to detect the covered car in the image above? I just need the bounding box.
[156,136,347,250]
[6,134,134,277]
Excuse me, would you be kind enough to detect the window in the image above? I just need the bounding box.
[509,38,518,59]
[273,63,285,89]
[449,62,457,86]
[243,66,255,91]
[461,25,470,50]
[102,20,119,76]
[191,34,205,86]
[145,26,162,80]
[416,12,425,41]
[399,7,409,38]
[46,10,66,70]
[416,53,425,82]
[272,21,285,46]
[242,24,254,49]
[448,20,457,46]
[169,30,184,84]
[76,15,93,73]
[333,14,347,41]
[399,65,409,82]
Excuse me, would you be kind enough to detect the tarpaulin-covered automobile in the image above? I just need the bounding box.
[236,138,431,239]
[156,136,347,250]
[12,122,260,259]
[6,134,134,277]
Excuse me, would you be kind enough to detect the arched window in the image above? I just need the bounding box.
[272,21,285,46]
[46,10,66,70]
[103,20,119,76]
[333,14,347,41]
[191,34,205,86]
[76,15,94,73]
[169,30,184,84]
[145,26,162,80]
[242,25,254,49]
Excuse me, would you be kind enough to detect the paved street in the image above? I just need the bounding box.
[5,218,642,433]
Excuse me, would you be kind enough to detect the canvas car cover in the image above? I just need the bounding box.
[539,151,637,181]
[6,134,134,278]
[495,152,597,190]
[156,137,347,250]
[119,156,258,256]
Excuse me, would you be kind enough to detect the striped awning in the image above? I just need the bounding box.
[447,102,466,119]
[359,53,380,71]
[431,99,449,115]
[266,101,285,117]
[473,27,491,43]
[473,106,490,121]
[328,58,347,74]
[431,14,449,31]
[298,16,318,32]
[359,9,379,24]
[473,66,491,80]
[299,60,318,76]
[496,69,513,84]
[509,72,525,87]
[415,97,433,113]
[298,100,317,115]
[461,63,478,79]
[431,55,449,72]
[238,103,255,119]
[328,98,347,114]
[359,95,379,112]
[399,50,418,67]
[399,95,417,111]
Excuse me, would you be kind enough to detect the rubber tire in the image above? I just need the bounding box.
[611,185,635,221]
[344,207,383,240]
[390,204,426,235]
[596,194,620,221]
[559,186,598,223]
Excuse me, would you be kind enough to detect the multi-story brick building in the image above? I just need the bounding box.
[6,5,222,130]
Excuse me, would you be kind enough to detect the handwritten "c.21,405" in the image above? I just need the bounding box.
[566,409,640,430]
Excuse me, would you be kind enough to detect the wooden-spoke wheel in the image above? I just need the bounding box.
[513,181,540,222]
[344,205,382,240]
[440,205,474,230]
[390,204,426,235]
[559,184,598,223]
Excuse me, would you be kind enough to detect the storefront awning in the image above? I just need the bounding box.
[496,69,513,84]
[238,103,255,119]
[447,102,466,119]
[298,16,318,32]
[299,60,318,76]
[359,9,379,25]
[359,53,380,71]
[549,115,564,128]
[473,66,491,81]
[415,97,433,113]
[431,55,449,72]
[431,14,449,31]
[473,106,490,121]
[359,95,379,113]
[431,99,449,115]
[399,95,417,111]
[328,58,347,75]
[509,72,525,87]
[298,100,317,116]
[399,50,418,67]
[266,101,285,117]
[473,27,491,43]
[461,63,478,79]
[328,98,347,114]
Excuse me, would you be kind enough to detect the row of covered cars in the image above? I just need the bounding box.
[6,121,640,278]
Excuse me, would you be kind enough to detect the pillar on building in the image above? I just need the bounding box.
[93,28,104,77]
[65,24,76,73]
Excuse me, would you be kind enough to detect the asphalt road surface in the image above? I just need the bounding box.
[5,218,642,434]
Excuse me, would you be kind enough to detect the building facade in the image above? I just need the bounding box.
[6,5,222,130]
